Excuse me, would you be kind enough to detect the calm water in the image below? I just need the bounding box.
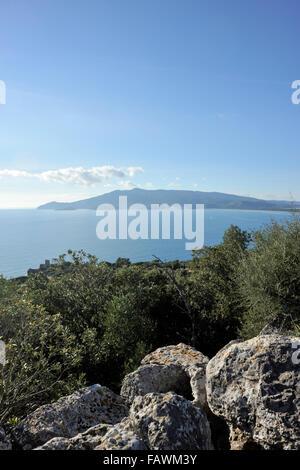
[0,209,291,278]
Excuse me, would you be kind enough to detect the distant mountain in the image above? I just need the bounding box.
[37,188,299,211]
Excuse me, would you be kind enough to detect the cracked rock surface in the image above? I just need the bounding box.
[127,392,213,450]
[121,343,209,408]
[12,385,128,450]
[206,334,300,450]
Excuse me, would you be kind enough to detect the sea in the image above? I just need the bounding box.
[0,208,292,279]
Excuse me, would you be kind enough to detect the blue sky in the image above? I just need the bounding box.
[0,0,299,207]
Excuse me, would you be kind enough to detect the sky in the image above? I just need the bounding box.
[0,0,299,208]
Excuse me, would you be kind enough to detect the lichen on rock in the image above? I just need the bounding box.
[127,391,213,450]
[12,384,128,450]
[206,334,300,450]
[121,343,209,408]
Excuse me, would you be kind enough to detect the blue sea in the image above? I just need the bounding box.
[0,209,292,279]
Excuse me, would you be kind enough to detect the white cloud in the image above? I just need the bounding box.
[0,169,32,178]
[0,165,144,186]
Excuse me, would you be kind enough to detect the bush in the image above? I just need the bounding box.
[0,298,84,427]
[183,225,251,355]
[1,218,298,426]
[25,251,113,385]
[237,217,300,338]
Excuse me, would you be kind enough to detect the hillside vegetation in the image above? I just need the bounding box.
[37,187,299,211]
[0,217,299,429]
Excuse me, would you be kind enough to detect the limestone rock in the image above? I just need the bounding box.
[35,424,111,450]
[12,384,128,450]
[206,334,300,450]
[0,427,12,450]
[36,420,147,451]
[127,392,213,450]
[121,343,209,407]
[95,419,147,450]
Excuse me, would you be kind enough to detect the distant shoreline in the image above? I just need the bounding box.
[37,189,300,212]
[36,207,299,213]
[0,207,297,213]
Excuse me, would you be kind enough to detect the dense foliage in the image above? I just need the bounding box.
[0,218,299,428]
[237,218,300,338]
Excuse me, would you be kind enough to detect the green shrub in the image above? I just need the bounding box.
[0,298,84,427]
[237,217,300,338]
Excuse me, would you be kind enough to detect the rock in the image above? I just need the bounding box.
[12,384,128,450]
[121,363,188,403]
[0,427,12,450]
[36,420,147,451]
[206,334,300,450]
[35,424,111,450]
[95,419,147,450]
[127,392,213,450]
[121,343,209,408]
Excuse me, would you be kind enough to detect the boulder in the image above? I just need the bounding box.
[206,334,300,450]
[121,343,209,408]
[95,419,147,450]
[127,392,213,450]
[36,419,147,451]
[35,424,111,450]
[0,427,12,450]
[12,384,128,450]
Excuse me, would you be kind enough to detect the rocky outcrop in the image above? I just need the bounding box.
[35,424,111,450]
[206,334,300,450]
[12,384,128,450]
[95,420,147,450]
[36,420,147,450]
[34,391,213,451]
[0,427,12,450]
[9,337,300,451]
[121,343,209,408]
[127,392,213,450]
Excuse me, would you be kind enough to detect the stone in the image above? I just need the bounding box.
[127,392,213,450]
[0,427,12,450]
[36,419,147,451]
[121,343,209,408]
[12,384,128,450]
[95,419,147,450]
[206,334,300,450]
[35,424,111,450]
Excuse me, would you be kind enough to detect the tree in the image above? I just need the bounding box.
[0,299,83,427]
[237,217,300,338]
[188,225,251,355]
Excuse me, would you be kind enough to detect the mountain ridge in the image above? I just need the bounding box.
[37,188,299,211]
